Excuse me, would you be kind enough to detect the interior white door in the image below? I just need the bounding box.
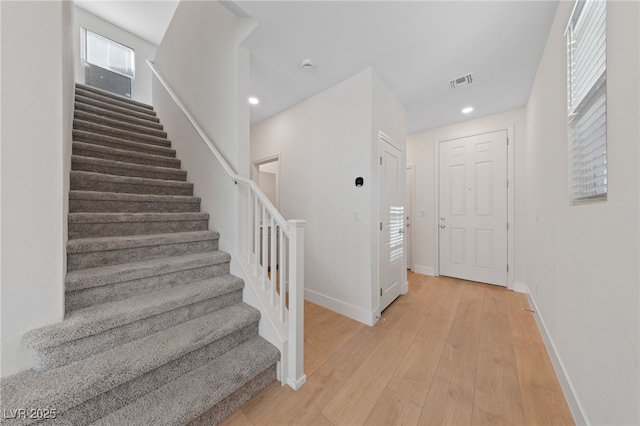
[379,136,403,311]
[405,167,413,270]
[438,130,508,287]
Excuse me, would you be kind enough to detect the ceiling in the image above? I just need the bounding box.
[74,0,558,134]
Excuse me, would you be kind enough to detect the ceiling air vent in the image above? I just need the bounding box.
[449,73,474,90]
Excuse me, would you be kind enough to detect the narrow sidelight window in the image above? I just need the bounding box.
[566,0,607,204]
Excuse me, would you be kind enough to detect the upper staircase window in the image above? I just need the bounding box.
[81,28,135,98]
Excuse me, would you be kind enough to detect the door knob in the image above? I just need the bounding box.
[440,224,446,228]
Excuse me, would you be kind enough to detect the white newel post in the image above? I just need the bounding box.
[287,219,306,390]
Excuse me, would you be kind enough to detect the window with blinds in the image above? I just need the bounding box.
[81,28,135,98]
[566,0,607,204]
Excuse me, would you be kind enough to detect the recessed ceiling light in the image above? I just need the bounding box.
[249,97,260,105]
[301,59,315,70]
[462,106,474,114]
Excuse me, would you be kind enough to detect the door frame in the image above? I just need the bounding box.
[251,153,281,210]
[433,126,515,290]
[376,131,407,317]
[406,165,415,271]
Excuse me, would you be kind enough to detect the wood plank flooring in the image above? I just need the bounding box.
[221,272,574,426]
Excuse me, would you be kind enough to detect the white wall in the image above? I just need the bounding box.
[73,6,158,104]
[154,1,256,172]
[153,0,256,258]
[524,1,639,424]
[407,108,527,285]
[251,68,407,325]
[1,0,73,377]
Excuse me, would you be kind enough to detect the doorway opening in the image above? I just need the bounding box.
[252,155,280,209]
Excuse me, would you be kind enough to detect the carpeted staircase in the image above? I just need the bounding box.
[0,84,280,425]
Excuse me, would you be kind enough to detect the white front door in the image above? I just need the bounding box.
[379,135,403,311]
[438,130,508,287]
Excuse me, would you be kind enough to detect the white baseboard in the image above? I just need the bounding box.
[524,284,589,426]
[287,374,307,390]
[413,265,435,276]
[304,288,376,326]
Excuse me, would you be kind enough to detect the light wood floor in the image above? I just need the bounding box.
[221,272,574,426]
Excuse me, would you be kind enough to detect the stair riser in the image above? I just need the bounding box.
[76,84,155,111]
[66,262,231,311]
[67,239,218,271]
[50,323,259,426]
[76,95,159,123]
[72,160,186,182]
[35,290,243,370]
[76,88,156,117]
[75,111,167,138]
[74,120,171,147]
[73,143,181,169]
[73,134,176,158]
[75,102,162,128]
[69,218,209,239]
[189,364,277,426]
[70,176,193,197]
[69,198,201,214]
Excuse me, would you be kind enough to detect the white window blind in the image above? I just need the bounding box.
[81,28,134,78]
[566,0,607,204]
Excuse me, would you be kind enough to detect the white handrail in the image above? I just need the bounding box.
[146,60,290,236]
[147,59,305,390]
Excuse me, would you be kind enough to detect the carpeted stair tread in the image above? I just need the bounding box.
[76,87,157,117]
[67,230,217,271]
[73,141,181,169]
[71,170,193,196]
[75,110,168,138]
[65,254,232,312]
[35,278,244,371]
[68,211,209,239]
[75,101,164,130]
[73,129,176,157]
[93,336,279,426]
[69,190,201,213]
[72,155,186,180]
[44,324,260,426]
[24,275,244,350]
[69,212,208,225]
[75,94,160,123]
[73,126,171,150]
[74,119,172,147]
[67,230,219,254]
[65,251,231,292]
[1,304,261,419]
[76,83,155,111]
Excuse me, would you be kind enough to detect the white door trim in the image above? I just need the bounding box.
[433,126,515,290]
[377,131,405,313]
[251,153,281,210]
[406,165,415,271]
